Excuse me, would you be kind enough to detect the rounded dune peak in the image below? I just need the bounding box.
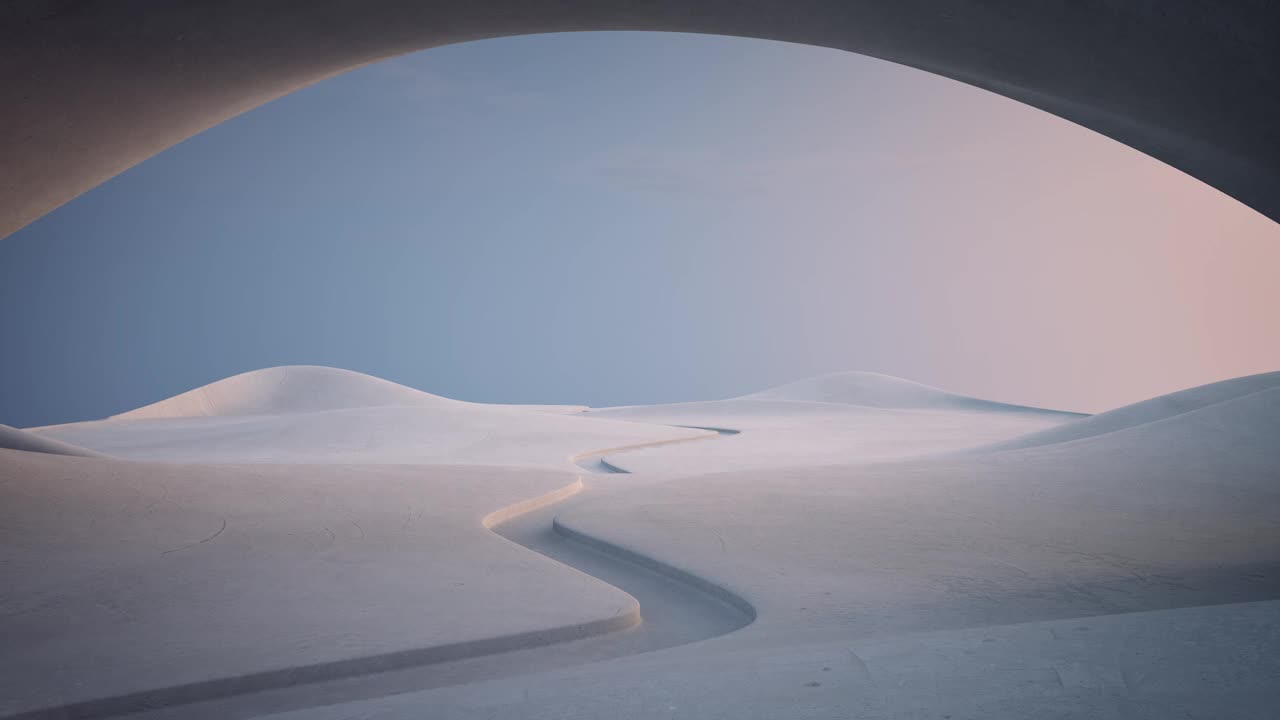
[109,365,460,420]
[744,371,1074,415]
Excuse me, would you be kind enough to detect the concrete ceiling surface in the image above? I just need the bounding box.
[2,1,1277,240]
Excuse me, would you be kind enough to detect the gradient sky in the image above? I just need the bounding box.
[2,31,1278,427]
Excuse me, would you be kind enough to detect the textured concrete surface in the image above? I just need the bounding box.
[2,2,1277,241]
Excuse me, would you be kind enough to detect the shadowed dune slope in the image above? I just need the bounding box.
[0,424,108,458]
[986,370,1280,452]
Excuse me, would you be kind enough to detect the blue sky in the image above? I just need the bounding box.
[2,32,1278,427]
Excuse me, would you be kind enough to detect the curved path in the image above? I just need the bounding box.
[38,426,752,720]
[482,427,755,680]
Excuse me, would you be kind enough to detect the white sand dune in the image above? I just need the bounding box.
[982,369,1280,452]
[242,372,1280,720]
[31,406,706,469]
[105,365,586,420]
[263,598,1280,720]
[742,370,1080,415]
[490,381,1280,720]
[587,372,1083,474]
[0,424,108,458]
[0,452,640,719]
[3,368,1277,720]
[563,381,1280,645]
[30,366,701,470]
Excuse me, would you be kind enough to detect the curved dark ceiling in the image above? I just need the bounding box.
[2,1,1277,240]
